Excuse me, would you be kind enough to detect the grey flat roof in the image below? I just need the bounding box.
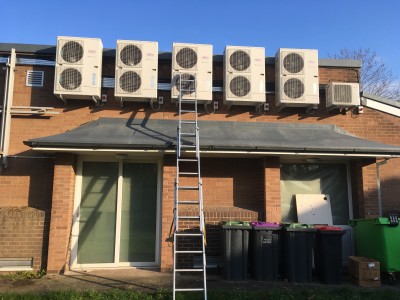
[25,118,400,156]
[0,43,361,68]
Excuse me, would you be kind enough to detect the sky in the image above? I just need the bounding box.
[1,0,400,76]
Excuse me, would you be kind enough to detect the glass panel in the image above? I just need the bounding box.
[280,164,349,225]
[78,162,118,264]
[120,163,158,262]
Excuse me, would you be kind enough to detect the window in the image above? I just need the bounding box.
[26,71,44,87]
[280,163,351,225]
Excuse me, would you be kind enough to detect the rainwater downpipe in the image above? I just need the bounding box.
[376,158,389,217]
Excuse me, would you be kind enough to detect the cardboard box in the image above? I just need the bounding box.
[349,256,381,287]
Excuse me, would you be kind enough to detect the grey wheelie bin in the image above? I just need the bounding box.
[282,223,317,283]
[251,222,282,280]
[221,221,251,281]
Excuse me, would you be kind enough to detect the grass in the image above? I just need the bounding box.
[1,288,400,300]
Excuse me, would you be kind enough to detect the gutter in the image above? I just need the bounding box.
[30,147,400,158]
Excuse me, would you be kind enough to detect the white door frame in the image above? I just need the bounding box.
[70,156,162,270]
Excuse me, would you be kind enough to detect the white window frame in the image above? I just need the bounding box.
[70,156,162,270]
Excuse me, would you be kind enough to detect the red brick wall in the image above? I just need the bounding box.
[264,157,281,222]
[1,58,400,272]
[46,153,76,273]
[160,156,175,271]
[0,207,48,271]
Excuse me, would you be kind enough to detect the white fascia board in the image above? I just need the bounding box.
[361,97,400,117]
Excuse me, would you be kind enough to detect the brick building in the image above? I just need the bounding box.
[0,39,399,274]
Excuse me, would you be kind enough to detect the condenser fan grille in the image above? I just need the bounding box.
[176,47,197,69]
[284,78,304,99]
[59,68,82,90]
[119,71,141,93]
[283,53,304,74]
[120,45,142,67]
[230,76,251,97]
[230,50,251,71]
[175,73,196,94]
[334,85,352,103]
[61,41,84,64]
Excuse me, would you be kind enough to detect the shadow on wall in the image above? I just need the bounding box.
[201,157,265,215]
[0,150,54,271]
[350,163,400,219]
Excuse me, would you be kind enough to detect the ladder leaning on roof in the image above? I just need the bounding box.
[172,73,207,300]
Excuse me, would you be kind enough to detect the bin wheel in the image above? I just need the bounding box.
[389,273,396,285]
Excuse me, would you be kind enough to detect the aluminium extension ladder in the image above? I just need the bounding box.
[173,73,207,300]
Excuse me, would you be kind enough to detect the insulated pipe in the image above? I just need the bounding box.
[376,159,389,217]
[1,49,16,170]
[0,55,10,155]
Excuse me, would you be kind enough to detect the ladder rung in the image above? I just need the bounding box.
[175,233,202,236]
[177,201,200,204]
[178,158,198,162]
[175,250,203,254]
[180,99,196,103]
[180,121,196,124]
[179,172,199,175]
[175,288,204,292]
[175,269,203,272]
[177,216,200,219]
[179,145,196,149]
[181,109,196,113]
[177,186,199,190]
[180,133,196,137]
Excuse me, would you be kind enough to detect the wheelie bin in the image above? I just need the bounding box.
[350,216,400,281]
[221,221,251,281]
[251,222,281,280]
[282,223,317,283]
[314,225,345,284]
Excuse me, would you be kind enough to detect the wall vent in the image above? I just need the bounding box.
[26,71,44,87]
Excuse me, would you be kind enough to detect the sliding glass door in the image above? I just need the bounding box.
[72,159,160,268]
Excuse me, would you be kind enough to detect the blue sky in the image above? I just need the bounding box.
[1,0,399,76]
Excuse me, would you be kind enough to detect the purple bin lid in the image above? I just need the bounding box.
[251,221,280,228]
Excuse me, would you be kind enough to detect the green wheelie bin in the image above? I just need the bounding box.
[350,217,400,281]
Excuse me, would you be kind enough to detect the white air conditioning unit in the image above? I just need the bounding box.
[54,36,102,101]
[171,43,212,103]
[224,46,265,106]
[326,82,360,108]
[115,40,158,102]
[275,48,319,110]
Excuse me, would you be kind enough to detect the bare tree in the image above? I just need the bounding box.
[332,48,400,100]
